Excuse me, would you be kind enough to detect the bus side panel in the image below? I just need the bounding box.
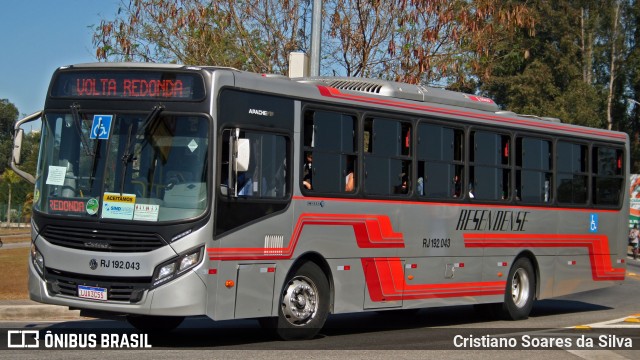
[400,256,495,309]
[553,255,596,297]
[208,211,293,320]
[533,255,556,300]
[234,263,276,318]
[211,259,237,321]
[327,258,366,314]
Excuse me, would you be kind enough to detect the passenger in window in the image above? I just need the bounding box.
[395,173,409,194]
[345,159,355,192]
[453,175,461,198]
[417,177,424,196]
[302,152,313,190]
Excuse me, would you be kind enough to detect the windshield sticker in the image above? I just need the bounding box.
[90,115,113,140]
[188,139,198,152]
[133,204,160,222]
[46,166,67,186]
[101,192,136,220]
[86,198,99,215]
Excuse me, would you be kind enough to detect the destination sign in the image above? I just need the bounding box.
[50,70,205,100]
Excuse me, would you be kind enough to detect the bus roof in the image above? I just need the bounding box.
[297,77,500,112]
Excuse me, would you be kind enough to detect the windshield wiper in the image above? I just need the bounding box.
[70,103,95,156]
[119,104,164,194]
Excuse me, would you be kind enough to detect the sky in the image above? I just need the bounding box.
[0,0,121,123]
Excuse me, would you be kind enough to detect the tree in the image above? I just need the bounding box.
[93,0,312,74]
[93,0,536,86]
[0,99,19,174]
[475,1,609,127]
[2,170,20,227]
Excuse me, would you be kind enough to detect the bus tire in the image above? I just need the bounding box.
[126,315,184,332]
[274,261,330,340]
[501,257,535,320]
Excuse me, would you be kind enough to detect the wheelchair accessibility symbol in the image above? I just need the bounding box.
[589,213,598,233]
[90,115,113,140]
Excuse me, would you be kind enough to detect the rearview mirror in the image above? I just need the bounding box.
[236,138,250,172]
[13,128,24,165]
[11,111,42,184]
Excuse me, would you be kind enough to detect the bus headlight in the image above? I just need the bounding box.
[179,251,200,271]
[151,246,204,288]
[30,244,44,276]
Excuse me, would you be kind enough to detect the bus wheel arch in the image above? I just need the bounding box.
[501,253,537,320]
[290,252,335,312]
[269,252,333,340]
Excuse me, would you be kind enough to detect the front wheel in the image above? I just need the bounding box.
[500,257,536,320]
[270,261,330,340]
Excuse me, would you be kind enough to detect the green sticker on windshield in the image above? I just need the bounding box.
[86,198,99,215]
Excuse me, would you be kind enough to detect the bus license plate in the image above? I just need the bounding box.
[78,285,107,301]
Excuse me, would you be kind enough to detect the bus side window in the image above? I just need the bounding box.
[557,141,588,205]
[469,130,510,201]
[302,110,357,193]
[364,118,411,196]
[592,146,624,206]
[516,137,552,203]
[417,122,463,199]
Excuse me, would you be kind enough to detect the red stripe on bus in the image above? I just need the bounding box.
[317,86,627,141]
[463,233,625,281]
[362,258,506,301]
[207,213,404,260]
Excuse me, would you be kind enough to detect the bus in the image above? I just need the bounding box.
[12,62,628,340]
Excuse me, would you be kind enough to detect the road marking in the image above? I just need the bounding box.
[565,349,629,360]
[575,315,640,328]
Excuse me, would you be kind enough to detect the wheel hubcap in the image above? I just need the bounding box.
[281,276,318,326]
[511,268,530,308]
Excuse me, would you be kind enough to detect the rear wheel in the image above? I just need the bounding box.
[270,261,330,340]
[126,315,184,332]
[500,257,535,320]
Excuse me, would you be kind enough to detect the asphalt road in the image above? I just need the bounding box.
[1,260,639,359]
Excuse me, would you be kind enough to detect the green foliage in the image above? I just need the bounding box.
[0,101,39,221]
[0,99,19,174]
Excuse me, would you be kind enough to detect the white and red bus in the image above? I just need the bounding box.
[12,63,628,340]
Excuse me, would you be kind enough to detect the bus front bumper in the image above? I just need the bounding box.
[28,259,208,317]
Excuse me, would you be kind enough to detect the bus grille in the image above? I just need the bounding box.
[45,268,151,303]
[41,225,166,252]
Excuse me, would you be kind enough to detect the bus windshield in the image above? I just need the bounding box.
[33,111,209,222]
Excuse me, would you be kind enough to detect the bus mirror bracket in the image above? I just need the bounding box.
[226,129,250,197]
[11,111,42,184]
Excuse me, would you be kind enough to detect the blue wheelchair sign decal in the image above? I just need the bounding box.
[90,115,113,140]
[589,213,598,233]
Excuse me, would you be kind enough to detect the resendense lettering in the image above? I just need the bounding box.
[456,209,529,232]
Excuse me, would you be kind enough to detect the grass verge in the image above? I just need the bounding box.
[0,247,30,299]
